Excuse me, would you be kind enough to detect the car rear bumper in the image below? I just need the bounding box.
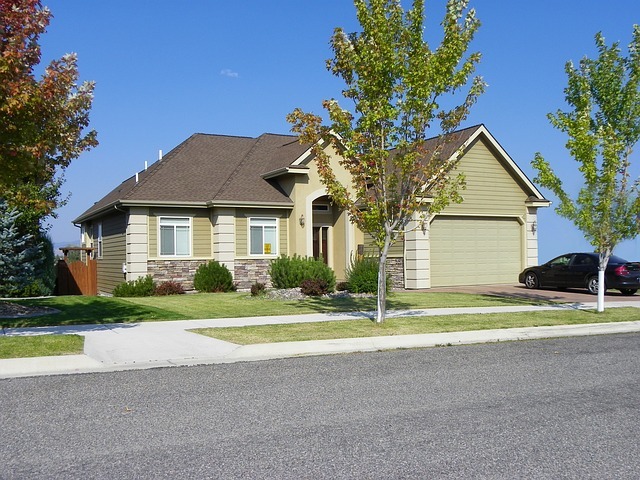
[606,276,640,289]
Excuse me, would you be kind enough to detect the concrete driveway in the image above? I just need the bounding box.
[425,283,640,304]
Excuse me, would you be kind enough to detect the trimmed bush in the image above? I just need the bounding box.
[269,255,336,291]
[193,260,235,293]
[154,281,185,296]
[113,275,156,297]
[250,282,266,297]
[345,255,391,294]
[300,278,329,296]
[336,281,349,292]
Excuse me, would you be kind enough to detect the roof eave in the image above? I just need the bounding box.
[72,200,211,224]
[525,199,552,207]
[261,166,310,180]
[207,200,293,209]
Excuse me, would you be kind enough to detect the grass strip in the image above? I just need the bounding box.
[193,307,640,345]
[0,335,84,359]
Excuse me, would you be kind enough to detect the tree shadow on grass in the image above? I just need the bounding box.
[284,294,416,315]
[1,296,189,329]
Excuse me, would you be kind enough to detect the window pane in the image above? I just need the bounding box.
[263,225,277,255]
[175,225,190,256]
[160,225,175,255]
[250,226,263,255]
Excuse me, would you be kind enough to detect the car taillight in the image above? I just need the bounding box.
[614,265,629,276]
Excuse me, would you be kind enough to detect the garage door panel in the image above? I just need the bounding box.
[430,216,522,287]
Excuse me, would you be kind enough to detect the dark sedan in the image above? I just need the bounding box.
[519,253,640,295]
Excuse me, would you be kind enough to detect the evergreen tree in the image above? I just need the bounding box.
[0,200,41,297]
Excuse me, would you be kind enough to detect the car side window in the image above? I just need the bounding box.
[549,255,571,267]
[573,255,595,266]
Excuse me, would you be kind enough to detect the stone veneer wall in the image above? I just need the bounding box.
[147,260,208,291]
[234,259,272,290]
[386,257,405,290]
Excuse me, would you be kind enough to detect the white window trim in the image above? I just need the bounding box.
[248,217,278,257]
[158,216,192,257]
[96,222,103,259]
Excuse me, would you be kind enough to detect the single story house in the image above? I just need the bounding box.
[73,124,550,294]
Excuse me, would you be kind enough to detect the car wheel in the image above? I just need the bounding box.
[620,288,638,296]
[587,276,600,295]
[524,272,539,289]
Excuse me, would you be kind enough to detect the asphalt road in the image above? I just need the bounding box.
[2,334,639,479]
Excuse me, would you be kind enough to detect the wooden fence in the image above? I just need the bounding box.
[56,248,97,296]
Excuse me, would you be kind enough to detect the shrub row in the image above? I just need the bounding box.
[113,260,234,297]
[113,256,390,297]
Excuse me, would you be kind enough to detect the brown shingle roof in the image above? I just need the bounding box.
[74,133,309,222]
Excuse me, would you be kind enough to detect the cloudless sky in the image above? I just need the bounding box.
[39,0,640,263]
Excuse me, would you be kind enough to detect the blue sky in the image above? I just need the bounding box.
[40,0,640,262]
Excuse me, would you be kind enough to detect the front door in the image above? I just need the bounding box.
[313,226,329,264]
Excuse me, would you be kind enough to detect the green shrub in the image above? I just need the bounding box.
[269,254,336,291]
[154,281,185,296]
[345,256,391,294]
[250,282,266,297]
[113,275,156,297]
[193,261,235,293]
[300,278,329,296]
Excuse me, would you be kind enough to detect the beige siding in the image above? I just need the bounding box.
[97,213,127,293]
[363,231,404,258]
[193,215,212,257]
[236,216,247,256]
[148,215,157,258]
[444,139,528,216]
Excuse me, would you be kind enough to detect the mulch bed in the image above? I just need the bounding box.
[0,301,57,319]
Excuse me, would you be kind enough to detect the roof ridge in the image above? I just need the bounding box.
[209,135,266,200]
[192,132,256,140]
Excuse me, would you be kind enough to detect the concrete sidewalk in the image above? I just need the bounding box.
[2,301,640,379]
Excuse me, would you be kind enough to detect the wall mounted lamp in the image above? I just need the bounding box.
[531,221,537,235]
[299,214,305,227]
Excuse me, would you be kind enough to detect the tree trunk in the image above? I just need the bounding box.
[597,269,605,313]
[597,249,612,313]
[375,241,391,324]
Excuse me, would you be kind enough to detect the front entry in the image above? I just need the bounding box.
[313,226,329,264]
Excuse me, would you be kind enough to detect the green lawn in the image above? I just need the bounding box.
[0,293,636,359]
[0,335,84,359]
[2,291,547,329]
[193,307,640,345]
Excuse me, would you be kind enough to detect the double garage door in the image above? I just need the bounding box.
[430,216,523,287]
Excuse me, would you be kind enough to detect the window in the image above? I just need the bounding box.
[159,217,191,256]
[250,218,277,255]
[96,222,103,259]
[312,203,331,213]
